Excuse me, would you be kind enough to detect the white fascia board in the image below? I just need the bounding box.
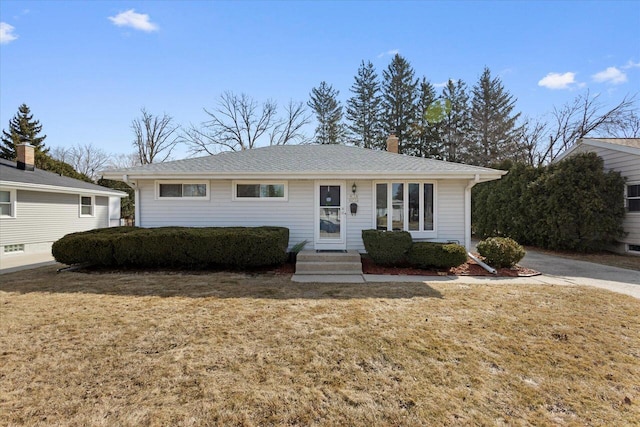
[556,139,640,162]
[0,180,127,198]
[103,171,506,182]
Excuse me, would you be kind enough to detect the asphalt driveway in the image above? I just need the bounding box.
[519,248,640,299]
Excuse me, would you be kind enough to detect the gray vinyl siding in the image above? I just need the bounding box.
[138,178,468,251]
[569,145,640,249]
[0,190,110,251]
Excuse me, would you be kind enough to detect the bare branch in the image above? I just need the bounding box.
[131,108,180,164]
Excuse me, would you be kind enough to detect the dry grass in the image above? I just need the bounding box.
[1,266,639,426]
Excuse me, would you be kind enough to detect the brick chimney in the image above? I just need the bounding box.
[386,134,399,154]
[17,143,35,171]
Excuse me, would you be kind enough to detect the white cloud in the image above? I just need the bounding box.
[433,81,449,88]
[623,60,640,69]
[592,66,627,84]
[108,9,158,32]
[0,22,18,44]
[377,49,399,58]
[537,72,578,90]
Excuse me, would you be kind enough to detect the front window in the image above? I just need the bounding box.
[157,182,209,199]
[80,195,94,217]
[0,190,15,218]
[375,182,435,232]
[234,182,287,200]
[627,184,640,212]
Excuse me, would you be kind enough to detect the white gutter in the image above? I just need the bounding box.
[464,174,480,251]
[467,252,497,275]
[0,180,127,198]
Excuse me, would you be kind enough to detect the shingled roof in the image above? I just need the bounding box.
[102,144,505,181]
[1,159,126,197]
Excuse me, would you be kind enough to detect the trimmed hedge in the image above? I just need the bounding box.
[362,230,413,266]
[408,242,468,269]
[52,226,289,269]
[476,237,525,268]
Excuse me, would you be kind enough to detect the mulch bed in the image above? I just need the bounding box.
[360,256,540,277]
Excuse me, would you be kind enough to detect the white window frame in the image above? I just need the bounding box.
[155,181,210,201]
[627,244,640,255]
[79,195,95,217]
[626,182,640,214]
[232,181,288,201]
[0,189,17,219]
[373,181,437,236]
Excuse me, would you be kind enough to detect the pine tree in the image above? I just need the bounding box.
[345,61,383,149]
[1,104,49,166]
[308,81,344,144]
[440,79,472,162]
[381,54,418,153]
[468,67,522,167]
[408,77,440,158]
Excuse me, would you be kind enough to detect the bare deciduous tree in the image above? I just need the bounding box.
[183,92,310,155]
[107,152,141,169]
[538,91,636,164]
[132,108,180,164]
[50,143,110,181]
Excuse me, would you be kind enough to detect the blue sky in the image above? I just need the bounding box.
[1,1,639,160]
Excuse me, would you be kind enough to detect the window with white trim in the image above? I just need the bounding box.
[156,181,209,200]
[79,195,94,217]
[375,182,435,232]
[627,184,640,212]
[233,181,287,200]
[0,189,16,218]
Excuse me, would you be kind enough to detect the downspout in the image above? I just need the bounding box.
[464,174,480,252]
[123,175,140,227]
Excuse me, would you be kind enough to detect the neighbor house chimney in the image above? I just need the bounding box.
[17,143,35,171]
[386,134,399,154]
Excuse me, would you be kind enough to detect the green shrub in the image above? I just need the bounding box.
[362,229,413,266]
[408,242,468,269]
[476,237,525,268]
[52,226,289,269]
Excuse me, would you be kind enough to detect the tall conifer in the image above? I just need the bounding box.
[381,54,418,153]
[346,61,383,149]
[308,82,344,144]
[1,104,49,165]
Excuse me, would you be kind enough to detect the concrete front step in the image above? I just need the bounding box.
[295,250,363,275]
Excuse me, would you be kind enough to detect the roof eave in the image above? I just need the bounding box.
[0,180,128,197]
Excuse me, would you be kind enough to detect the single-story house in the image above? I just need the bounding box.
[555,138,640,255]
[101,136,506,252]
[0,144,127,268]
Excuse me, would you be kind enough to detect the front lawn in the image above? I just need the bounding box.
[1,266,638,426]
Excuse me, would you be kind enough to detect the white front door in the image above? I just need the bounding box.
[314,181,346,250]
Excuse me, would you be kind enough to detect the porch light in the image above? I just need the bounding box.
[352,183,357,194]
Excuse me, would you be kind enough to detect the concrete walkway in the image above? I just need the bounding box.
[293,248,640,299]
[0,252,57,275]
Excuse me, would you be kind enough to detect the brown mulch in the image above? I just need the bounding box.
[360,256,540,277]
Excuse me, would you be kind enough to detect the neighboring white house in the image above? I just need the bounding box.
[555,138,640,255]
[0,144,127,269]
[101,137,505,252]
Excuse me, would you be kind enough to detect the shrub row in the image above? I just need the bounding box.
[52,226,289,269]
[472,153,625,252]
[362,230,467,269]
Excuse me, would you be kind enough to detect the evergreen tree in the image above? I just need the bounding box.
[381,54,419,153]
[1,104,49,166]
[440,79,471,162]
[408,77,440,158]
[467,67,522,167]
[308,81,344,144]
[345,61,383,149]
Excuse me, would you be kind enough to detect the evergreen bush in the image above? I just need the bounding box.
[408,242,468,269]
[472,153,625,252]
[52,226,289,269]
[476,237,526,268]
[361,229,413,266]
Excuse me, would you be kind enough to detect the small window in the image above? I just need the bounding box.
[3,244,25,253]
[234,182,287,200]
[80,196,94,217]
[157,182,209,199]
[628,244,640,253]
[0,190,15,218]
[627,184,640,212]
